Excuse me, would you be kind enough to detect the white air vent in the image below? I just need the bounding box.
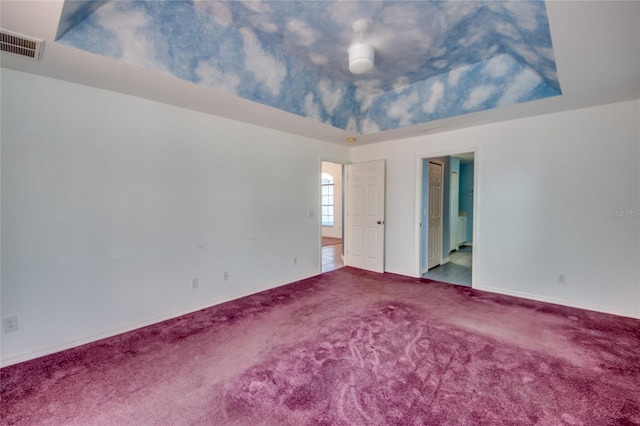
[1,29,44,60]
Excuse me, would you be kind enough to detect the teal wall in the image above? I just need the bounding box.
[459,162,474,243]
[450,158,461,173]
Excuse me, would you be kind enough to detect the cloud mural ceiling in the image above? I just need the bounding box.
[56,0,561,135]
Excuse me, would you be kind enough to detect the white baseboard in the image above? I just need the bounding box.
[1,271,318,368]
[475,285,640,319]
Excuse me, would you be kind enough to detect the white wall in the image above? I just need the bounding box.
[0,69,350,365]
[321,161,343,239]
[352,100,640,318]
[2,69,638,367]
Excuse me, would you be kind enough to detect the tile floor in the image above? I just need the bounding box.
[423,246,472,287]
[322,243,344,273]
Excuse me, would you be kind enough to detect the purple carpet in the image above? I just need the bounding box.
[2,268,639,425]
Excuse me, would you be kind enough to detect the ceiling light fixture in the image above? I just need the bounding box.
[348,19,374,74]
[346,137,357,143]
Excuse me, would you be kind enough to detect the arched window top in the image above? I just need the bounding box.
[321,173,334,185]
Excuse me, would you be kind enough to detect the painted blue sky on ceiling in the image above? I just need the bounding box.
[56,0,561,135]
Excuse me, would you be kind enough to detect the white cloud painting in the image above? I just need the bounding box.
[57,0,561,135]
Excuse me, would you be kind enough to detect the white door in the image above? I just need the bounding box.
[450,170,459,252]
[346,160,385,273]
[428,161,443,269]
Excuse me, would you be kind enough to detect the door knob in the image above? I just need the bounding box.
[377,220,384,225]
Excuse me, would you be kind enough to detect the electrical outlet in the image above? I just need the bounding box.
[293,257,297,265]
[223,271,229,281]
[191,278,199,289]
[3,315,19,333]
[557,274,566,284]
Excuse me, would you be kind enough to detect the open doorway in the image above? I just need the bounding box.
[420,153,475,286]
[321,161,344,273]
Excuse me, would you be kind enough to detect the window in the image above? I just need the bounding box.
[321,173,334,226]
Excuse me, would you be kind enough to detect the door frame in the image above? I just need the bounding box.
[415,148,479,286]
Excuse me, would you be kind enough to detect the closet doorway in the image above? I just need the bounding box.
[420,153,475,286]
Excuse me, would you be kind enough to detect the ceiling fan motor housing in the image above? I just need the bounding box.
[349,42,375,74]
